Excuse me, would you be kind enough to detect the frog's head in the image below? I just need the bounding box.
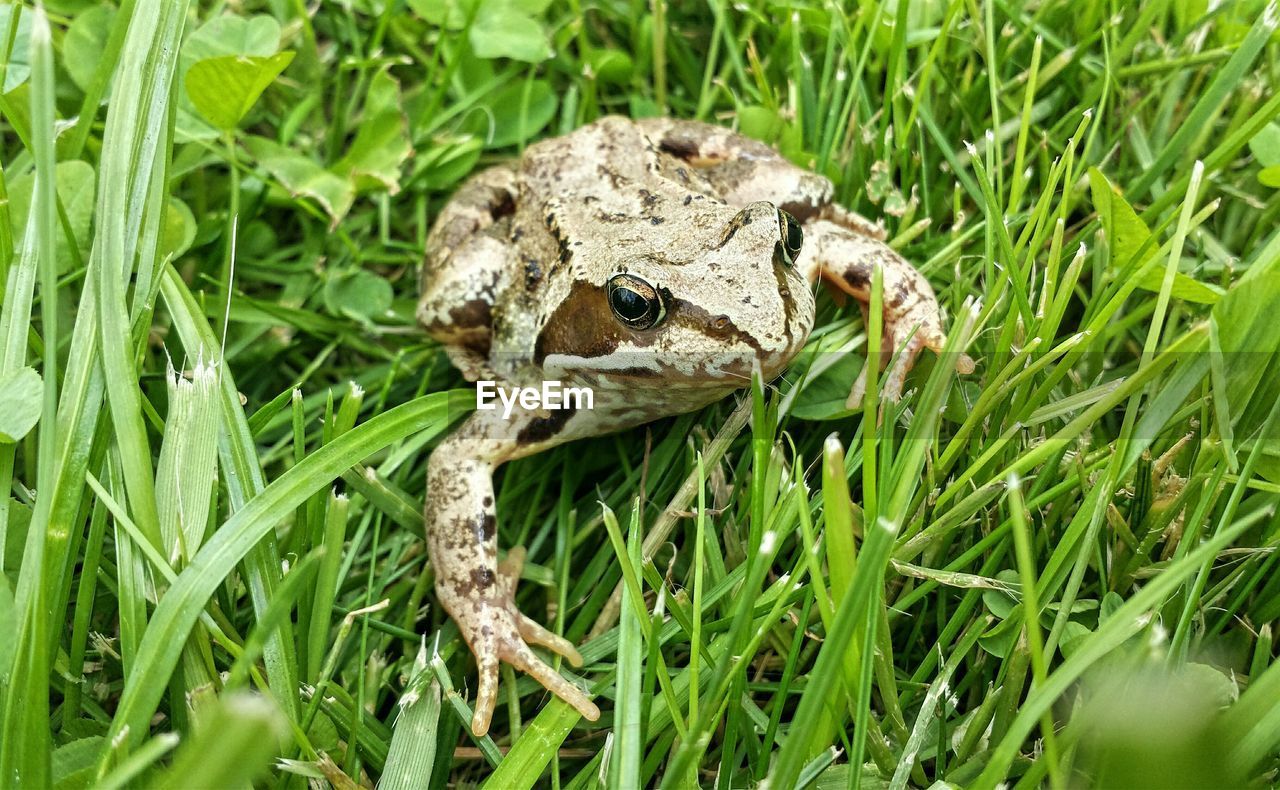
[536,201,815,390]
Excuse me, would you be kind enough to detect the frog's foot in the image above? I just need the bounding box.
[802,219,974,407]
[461,548,600,736]
[844,316,976,408]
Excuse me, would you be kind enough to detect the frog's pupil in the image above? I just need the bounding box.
[612,288,647,321]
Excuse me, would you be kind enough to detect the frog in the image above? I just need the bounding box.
[417,115,973,736]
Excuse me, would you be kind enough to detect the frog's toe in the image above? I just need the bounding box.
[845,363,870,409]
[502,638,601,722]
[470,630,502,737]
[844,328,926,408]
[496,546,527,597]
[516,614,585,666]
[462,548,597,732]
[876,310,962,403]
[495,546,584,663]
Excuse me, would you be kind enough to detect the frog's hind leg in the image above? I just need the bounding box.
[819,202,889,242]
[799,220,974,404]
[426,410,600,736]
[635,117,836,215]
[419,166,519,373]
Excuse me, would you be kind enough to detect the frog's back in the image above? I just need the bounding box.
[519,116,651,193]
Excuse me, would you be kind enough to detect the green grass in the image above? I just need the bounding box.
[1,0,1279,787]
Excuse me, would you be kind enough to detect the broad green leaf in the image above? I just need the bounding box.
[184,51,294,131]
[323,269,393,323]
[1089,166,1167,267]
[1088,168,1222,304]
[159,196,197,260]
[183,14,281,62]
[469,0,551,62]
[334,70,411,193]
[1,82,30,141]
[585,47,633,85]
[51,736,104,790]
[1057,621,1092,658]
[788,351,862,421]
[1070,663,1237,787]
[408,0,478,28]
[463,79,556,149]
[8,160,95,273]
[738,105,787,145]
[177,14,282,139]
[1259,165,1280,189]
[0,4,31,92]
[0,366,42,443]
[62,5,115,93]
[245,134,354,225]
[1248,122,1280,166]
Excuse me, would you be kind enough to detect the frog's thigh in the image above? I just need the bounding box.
[635,117,779,164]
[417,234,511,354]
[818,203,887,241]
[636,117,833,219]
[424,165,518,253]
[419,166,519,348]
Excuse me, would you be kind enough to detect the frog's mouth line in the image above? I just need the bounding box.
[536,349,798,387]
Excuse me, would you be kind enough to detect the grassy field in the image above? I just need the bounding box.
[1,0,1279,786]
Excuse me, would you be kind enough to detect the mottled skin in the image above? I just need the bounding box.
[418,116,970,735]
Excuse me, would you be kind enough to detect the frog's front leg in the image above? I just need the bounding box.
[797,220,975,404]
[427,411,600,735]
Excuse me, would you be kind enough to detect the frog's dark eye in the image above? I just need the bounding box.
[607,274,666,331]
[775,209,803,267]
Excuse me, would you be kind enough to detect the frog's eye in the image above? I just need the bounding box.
[775,209,803,266]
[607,274,666,331]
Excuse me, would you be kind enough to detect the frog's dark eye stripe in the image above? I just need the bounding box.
[775,209,803,267]
[606,274,666,330]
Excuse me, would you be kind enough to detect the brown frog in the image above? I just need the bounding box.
[418,116,972,735]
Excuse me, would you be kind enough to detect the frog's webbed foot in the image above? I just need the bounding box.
[461,548,599,736]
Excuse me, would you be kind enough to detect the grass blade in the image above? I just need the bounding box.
[99,389,462,771]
